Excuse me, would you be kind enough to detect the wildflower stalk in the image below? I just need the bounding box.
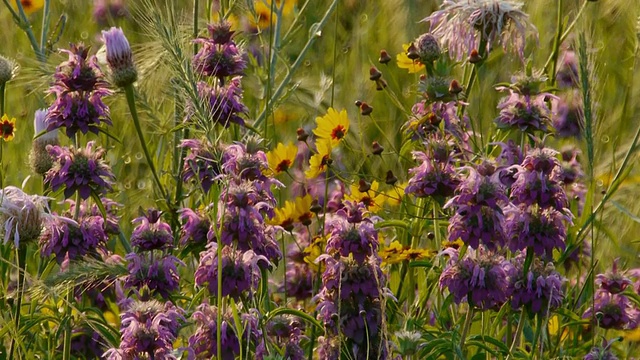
[8,246,27,360]
[254,0,339,129]
[0,82,5,116]
[543,0,592,72]
[530,315,543,359]
[459,307,474,351]
[507,310,527,359]
[123,84,168,202]
[40,0,51,57]
[548,0,563,84]
[2,0,46,62]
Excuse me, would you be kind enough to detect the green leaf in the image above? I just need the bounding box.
[264,308,323,330]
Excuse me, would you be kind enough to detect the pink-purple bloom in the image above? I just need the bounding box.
[190,78,247,128]
[505,204,569,258]
[40,212,109,263]
[439,247,513,310]
[130,209,174,252]
[46,43,112,138]
[194,243,266,299]
[405,150,460,199]
[422,0,537,62]
[123,252,183,299]
[326,211,379,264]
[495,91,554,133]
[45,141,115,199]
[192,22,247,79]
[583,289,640,330]
[180,138,223,193]
[510,253,565,314]
[101,27,137,87]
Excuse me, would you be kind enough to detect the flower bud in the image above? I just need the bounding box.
[414,33,441,63]
[358,179,371,193]
[354,100,363,107]
[371,141,384,155]
[449,79,462,95]
[101,27,137,87]
[378,50,391,64]
[310,199,322,214]
[385,170,397,185]
[469,49,482,64]
[369,66,382,81]
[406,43,420,60]
[296,128,309,142]
[0,55,15,85]
[375,79,388,91]
[359,102,373,116]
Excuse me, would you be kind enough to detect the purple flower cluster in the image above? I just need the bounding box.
[188,303,262,360]
[265,315,306,360]
[439,247,513,310]
[192,21,247,79]
[45,141,115,199]
[510,253,564,314]
[179,207,212,246]
[403,101,467,143]
[445,167,508,250]
[195,78,248,127]
[584,338,620,360]
[124,252,183,299]
[283,239,315,301]
[405,150,459,199]
[46,43,112,138]
[194,242,266,299]
[104,300,184,359]
[130,209,173,251]
[504,204,569,258]
[180,138,222,193]
[39,205,110,263]
[495,91,554,133]
[326,205,379,264]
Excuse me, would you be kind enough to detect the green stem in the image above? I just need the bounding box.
[507,311,527,359]
[124,84,168,202]
[548,0,563,85]
[254,0,339,129]
[40,0,51,58]
[8,247,27,360]
[0,82,5,116]
[193,0,199,56]
[460,307,474,351]
[530,315,543,359]
[543,0,591,72]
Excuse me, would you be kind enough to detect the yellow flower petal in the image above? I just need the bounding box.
[397,44,425,74]
[11,0,44,15]
[266,142,298,175]
[313,108,350,146]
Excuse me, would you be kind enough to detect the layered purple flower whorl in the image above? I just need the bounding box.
[192,78,247,127]
[583,289,640,330]
[189,303,262,360]
[192,22,247,79]
[45,141,115,199]
[124,253,183,299]
[583,339,620,360]
[130,209,173,251]
[495,91,555,133]
[326,214,379,264]
[439,247,513,310]
[194,243,266,299]
[40,214,109,263]
[104,300,184,360]
[510,253,564,314]
[180,138,223,193]
[510,148,569,211]
[596,259,633,295]
[405,150,459,198]
[46,43,112,137]
[505,204,569,258]
[179,207,212,246]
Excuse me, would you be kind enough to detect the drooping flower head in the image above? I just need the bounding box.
[510,253,565,314]
[130,209,173,252]
[439,246,513,310]
[101,27,137,87]
[0,186,51,248]
[46,43,112,138]
[422,0,537,62]
[45,141,115,199]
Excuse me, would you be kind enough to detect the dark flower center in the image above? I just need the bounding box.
[331,125,346,141]
[276,159,291,173]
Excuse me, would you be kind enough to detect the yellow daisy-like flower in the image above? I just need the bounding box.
[1,114,16,141]
[397,43,425,74]
[293,194,313,225]
[345,180,386,213]
[268,200,296,231]
[379,240,406,266]
[11,0,44,15]
[253,0,297,29]
[303,235,326,271]
[402,248,435,262]
[442,238,464,250]
[266,142,297,175]
[313,108,350,146]
[305,139,332,179]
[383,182,407,207]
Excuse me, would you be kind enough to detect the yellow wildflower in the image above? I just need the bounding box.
[1,114,16,141]
[11,0,44,15]
[268,200,296,231]
[293,194,313,225]
[303,235,326,271]
[252,0,297,29]
[397,43,425,74]
[266,142,297,175]
[380,240,406,266]
[305,139,332,179]
[313,108,349,146]
[384,182,407,207]
[345,180,386,213]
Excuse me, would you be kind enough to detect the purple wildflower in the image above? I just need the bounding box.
[596,259,633,295]
[130,209,173,252]
[180,138,222,193]
[495,91,554,133]
[178,208,211,246]
[190,78,247,127]
[403,101,468,144]
[326,214,379,264]
[0,186,51,247]
[552,91,583,139]
[510,253,564,314]
[556,50,579,89]
[93,0,128,25]
[40,214,109,263]
[45,141,115,199]
[104,300,184,360]
[68,197,121,236]
[189,303,262,360]
[439,247,513,310]
[584,338,620,360]
[102,27,137,87]
[192,22,247,79]
[405,150,460,199]
[194,243,266,299]
[422,0,537,62]
[505,204,569,258]
[583,289,640,330]
[124,252,183,299]
[510,148,569,211]
[68,327,105,359]
[46,43,112,138]
[265,315,306,360]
